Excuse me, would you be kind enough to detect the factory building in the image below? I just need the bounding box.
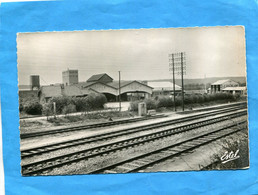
[38,73,153,103]
[19,75,40,105]
[222,86,247,96]
[145,81,181,97]
[62,69,78,85]
[210,79,239,93]
[76,73,153,102]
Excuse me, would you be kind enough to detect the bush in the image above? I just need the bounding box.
[62,104,77,115]
[144,98,157,110]
[48,96,73,114]
[86,93,107,110]
[157,96,173,108]
[45,93,107,115]
[130,100,140,111]
[42,103,53,117]
[24,101,42,115]
[72,97,89,112]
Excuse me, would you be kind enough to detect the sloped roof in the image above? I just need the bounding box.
[222,87,246,91]
[106,81,133,88]
[80,88,100,95]
[63,86,83,96]
[40,86,62,98]
[87,73,113,82]
[147,81,181,91]
[74,82,95,88]
[19,85,31,91]
[106,80,153,89]
[212,79,231,85]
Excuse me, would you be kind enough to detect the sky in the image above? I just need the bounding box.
[17,26,247,85]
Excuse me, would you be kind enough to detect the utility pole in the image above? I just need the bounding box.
[181,52,185,111]
[118,71,121,112]
[172,54,176,111]
[169,52,186,112]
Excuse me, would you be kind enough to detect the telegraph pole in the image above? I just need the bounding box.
[118,71,121,112]
[181,52,185,111]
[172,54,176,111]
[169,52,186,112]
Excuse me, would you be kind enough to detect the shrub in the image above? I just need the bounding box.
[24,101,42,115]
[130,100,140,111]
[144,98,157,109]
[62,104,77,115]
[48,96,73,114]
[42,103,53,117]
[86,93,107,110]
[72,97,89,112]
[157,96,173,108]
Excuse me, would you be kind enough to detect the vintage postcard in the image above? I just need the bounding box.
[17,26,249,176]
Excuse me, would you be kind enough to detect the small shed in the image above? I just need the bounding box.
[222,86,247,95]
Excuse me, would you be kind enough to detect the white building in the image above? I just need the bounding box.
[210,79,239,93]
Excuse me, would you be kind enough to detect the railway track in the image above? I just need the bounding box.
[20,102,246,139]
[21,105,246,158]
[20,114,166,139]
[87,120,247,174]
[21,109,247,176]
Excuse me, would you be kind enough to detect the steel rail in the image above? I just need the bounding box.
[20,114,166,139]
[87,121,247,174]
[21,106,246,158]
[21,110,247,175]
[20,102,246,139]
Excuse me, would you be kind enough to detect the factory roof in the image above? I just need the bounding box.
[222,87,246,91]
[40,86,62,98]
[147,81,181,91]
[63,85,83,96]
[212,79,233,85]
[107,80,153,89]
[87,73,113,82]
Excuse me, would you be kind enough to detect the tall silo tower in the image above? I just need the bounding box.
[30,75,40,90]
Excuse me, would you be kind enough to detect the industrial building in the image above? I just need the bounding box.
[210,79,239,93]
[62,69,79,85]
[19,75,40,105]
[75,73,153,102]
[222,86,247,95]
[37,72,153,103]
[146,81,181,97]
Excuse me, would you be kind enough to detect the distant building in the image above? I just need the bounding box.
[30,75,40,90]
[62,69,78,85]
[78,74,153,102]
[210,79,239,93]
[222,86,247,96]
[38,73,153,103]
[146,81,181,97]
[87,73,113,83]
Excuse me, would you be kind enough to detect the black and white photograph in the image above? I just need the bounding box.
[18,26,249,176]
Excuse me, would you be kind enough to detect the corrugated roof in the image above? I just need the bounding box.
[107,80,153,89]
[222,87,246,91]
[212,79,231,85]
[63,86,83,96]
[41,86,62,98]
[74,82,95,88]
[147,81,181,91]
[87,73,113,82]
[106,81,133,89]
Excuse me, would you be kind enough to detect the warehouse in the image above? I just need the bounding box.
[146,81,181,97]
[38,73,153,102]
[76,73,153,102]
[210,79,239,93]
[222,86,247,96]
